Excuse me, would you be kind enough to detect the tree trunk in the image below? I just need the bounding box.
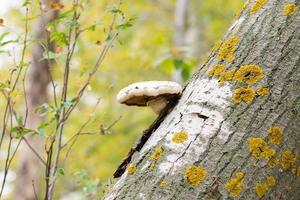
[14,1,58,199]
[106,0,300,199]
[172,0,189,84]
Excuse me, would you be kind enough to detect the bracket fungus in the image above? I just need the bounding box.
[116,81,182,114]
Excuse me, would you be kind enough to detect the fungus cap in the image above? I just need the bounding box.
[116,81,182,106]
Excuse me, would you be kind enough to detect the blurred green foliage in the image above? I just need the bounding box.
[0,0,244,198]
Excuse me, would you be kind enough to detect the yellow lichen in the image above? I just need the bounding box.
[250,0,268,14]
[208,64,225,77]
[266,176,276,187]
[211,40,222,52]
[255,182,269,198]
[262,146,276,161]
[150,146,163,160]
[248,137,277,164]
[281,150,297,170]
[226,172,245,197]
[219,70,235,84]
[232,87,256,104]
[283,3,297,16]
[268,125,282,145]
[235,2,249,18]
[159,180,167,188]
[184,165,207,186]
[172,131,189,143]
[267,157,278,168]
[297,167,300,177]
[127,164,137,174]
[218,37,240,63]
[256,87,269,96]
[149,162,156,169]
[233,65,264,85]
[248,137,266,159]
[255,176,276,198]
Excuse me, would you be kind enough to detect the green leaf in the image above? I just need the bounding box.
[58,168,65,176]
[108,6,123,14]
[116,18,135,31]
[87,24,96,31]
[50,32,68,46]
[61,98,78,108]
[22,0,31,7]
[16,116,23,126]
[42,51,56,60]
[36,123,48,137]
[11,126,33,138]
[0,82,10,90]
[173,59,184,70]
[66,20,79,29]
[0,32,9,42]
[105,33,112,41]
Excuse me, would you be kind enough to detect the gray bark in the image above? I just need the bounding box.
[106,0,300,199]
[14,1,58,199]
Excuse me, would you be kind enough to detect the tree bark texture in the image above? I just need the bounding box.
[14,1,58,199]
[106,0,300,199]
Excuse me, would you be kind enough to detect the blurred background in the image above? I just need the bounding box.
[0,0,244,199]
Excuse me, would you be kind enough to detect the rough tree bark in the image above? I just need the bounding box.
[106,0,300,199]
[14,1,58,199]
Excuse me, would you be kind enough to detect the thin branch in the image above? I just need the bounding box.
[23,137,47,166]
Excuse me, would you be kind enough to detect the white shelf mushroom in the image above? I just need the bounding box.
[116,81,183,114]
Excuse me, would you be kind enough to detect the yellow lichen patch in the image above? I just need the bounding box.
[256,87,269,96]
[150,146,163,160]
[283,3,297,16]
[127,164,137,174]
[219,70,235,84]
[208,64,225,77]
[268,125,282,145]
[281,150,297,170]
[255,182,269,198]
[159,180,167,188]
[217,37,240,63]
[232,87,255,104]
[267,157,278,168]
[172,131,189,143]
[266,176,276,187]
[248,137,277,164]
[149,162,156,169]
[211,40,222,52]
[233,65,264,85]
[226,172,245,197]
[248,137,267,159]
[297,167,300,177]
[235,2,249,19]
[262,146,276,161]
[250,0,268,14]
[255,176,276,198]
[184,165,207,186]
